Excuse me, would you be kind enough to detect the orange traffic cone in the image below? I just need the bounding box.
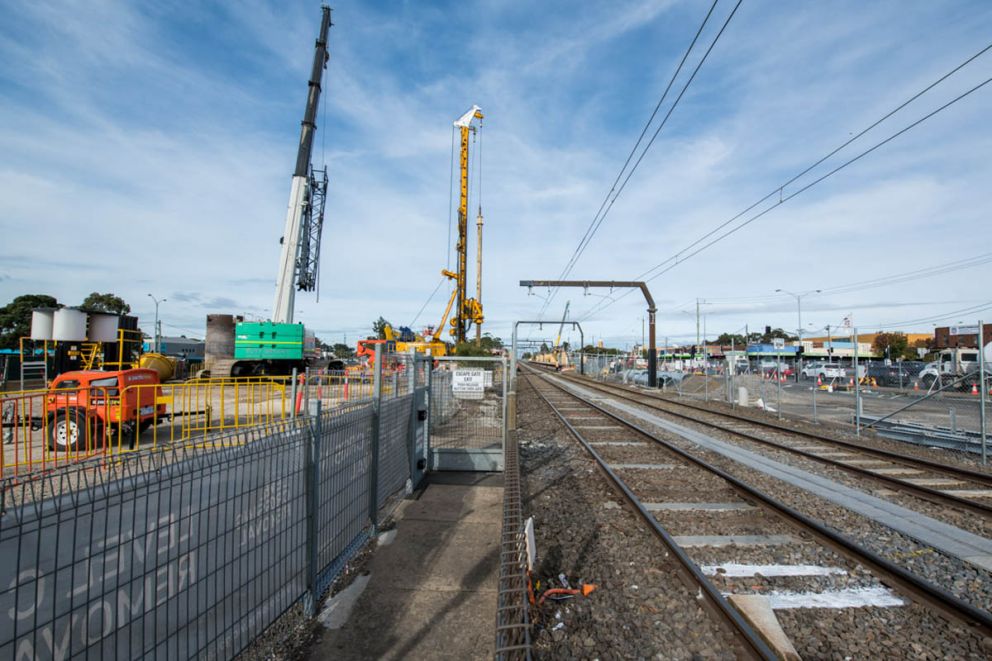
[849,377,854,389]
[817,375,822,387]
[913,381,919,392]
[971,383,979,396]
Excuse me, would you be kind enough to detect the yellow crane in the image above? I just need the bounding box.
[451,105,485,345]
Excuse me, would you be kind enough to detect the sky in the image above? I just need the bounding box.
[1,0,990,351]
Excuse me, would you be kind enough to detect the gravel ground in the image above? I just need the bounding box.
[517,375,739,659]
[527,370,992,659]
[588,386,992,542]
[575,384,992,613]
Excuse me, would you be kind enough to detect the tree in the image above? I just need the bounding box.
[371,317,391,340]
[539,342,550,354]
[332,342,355,358]
[872,332,909,360]
[0,294,60,349]
[715,332,747,346]
[906,337,933,360]
[82,292,131,315]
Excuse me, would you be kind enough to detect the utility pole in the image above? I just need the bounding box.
[696,298,701,357]
[147,293,166,353]
[777,289,820,381]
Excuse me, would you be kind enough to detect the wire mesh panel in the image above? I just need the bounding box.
[429,356,506,471]
[0,421,311,660]
[377,394,414,507]
[313,402,375,600]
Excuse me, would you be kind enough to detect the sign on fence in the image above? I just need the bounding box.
[452,368,485,399]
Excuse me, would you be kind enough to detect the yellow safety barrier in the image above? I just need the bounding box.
[1,378,291,476]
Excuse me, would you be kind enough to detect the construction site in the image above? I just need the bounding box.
[2,2,992,660]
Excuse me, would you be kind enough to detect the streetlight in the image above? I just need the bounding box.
[147,293,166,353]
[775,288,820,379]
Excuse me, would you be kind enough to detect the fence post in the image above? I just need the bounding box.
[979,319,987,465]
[304,366,311,416]
[291,367,298,418]
[304,400,322,616]
[369,344,383,532]
[407,351,418,486]
[854,327,861,437]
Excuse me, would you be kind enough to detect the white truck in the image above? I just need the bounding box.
[918,344,992,391]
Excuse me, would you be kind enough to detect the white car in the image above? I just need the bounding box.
[800,362,845,380]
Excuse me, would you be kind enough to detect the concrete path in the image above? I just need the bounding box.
[309,473,502,660]
[555,376,992,573]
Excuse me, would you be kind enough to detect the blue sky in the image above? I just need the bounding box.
[1,0,990,349]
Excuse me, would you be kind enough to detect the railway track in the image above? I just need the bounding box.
[552,368,992,518]
[521,365,992,658]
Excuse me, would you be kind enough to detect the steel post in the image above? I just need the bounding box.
[304,400,322,616]
[980,320,987,465]
[854,327,861,437]
[776,348,782,420]
[291,367,299,419]
[369,343,383,531]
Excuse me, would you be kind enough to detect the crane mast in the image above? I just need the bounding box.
[272,6,332,324]
[451,105,485,344]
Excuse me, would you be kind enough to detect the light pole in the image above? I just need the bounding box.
[776,288,820,380]
[147,293,166,353]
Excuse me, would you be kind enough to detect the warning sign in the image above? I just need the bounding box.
[452,369,485,399]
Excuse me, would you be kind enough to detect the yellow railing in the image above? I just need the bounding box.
[1,378,291,476]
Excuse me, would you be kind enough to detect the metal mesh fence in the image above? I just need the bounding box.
[377,394,414,508]
[430,358,505,452]
[0,386,422,659]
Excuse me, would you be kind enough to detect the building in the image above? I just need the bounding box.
[934,325,992,349]
[800,332,928,359]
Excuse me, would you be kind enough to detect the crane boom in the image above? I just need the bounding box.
[273,6,332,324]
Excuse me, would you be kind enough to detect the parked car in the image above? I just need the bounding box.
[800,361,845,380]
[866,363,914,387]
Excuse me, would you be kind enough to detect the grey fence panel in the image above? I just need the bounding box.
[314,403,375,599]
[0,423,311,660]
[0,388,425,660]
[377,394,414,507]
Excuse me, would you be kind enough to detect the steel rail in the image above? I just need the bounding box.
[526,366,992,640]
[558,374,992,518]
[523,372,776,660]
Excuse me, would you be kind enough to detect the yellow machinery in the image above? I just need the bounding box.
[450,105,485,344]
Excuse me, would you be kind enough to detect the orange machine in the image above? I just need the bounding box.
[45,368,166,451]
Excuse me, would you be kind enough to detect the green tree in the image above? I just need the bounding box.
[905,337,933,360]
[332,342,355,358]
[872,332,909,360]
[82,292,131,314]
[371,316,391,340]
[0,294,60,349]
[715,332,747,346]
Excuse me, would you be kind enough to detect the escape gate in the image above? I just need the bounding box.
[427,355,507,472]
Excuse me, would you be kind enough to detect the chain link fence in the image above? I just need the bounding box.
[0,356,432,659]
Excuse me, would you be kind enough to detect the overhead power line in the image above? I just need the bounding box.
[577,44,992,322]
[536,0,734,322]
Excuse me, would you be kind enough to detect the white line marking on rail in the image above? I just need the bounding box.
[645,502,755,512]
[588,441,649,447]
[762,586,905,610]
[703,563,847,577]
[613,463,676,470]
[674,534,795,547]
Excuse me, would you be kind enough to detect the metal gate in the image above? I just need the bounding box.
[428,355,507,471]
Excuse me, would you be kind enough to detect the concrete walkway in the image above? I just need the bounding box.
[309,473,502,660]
